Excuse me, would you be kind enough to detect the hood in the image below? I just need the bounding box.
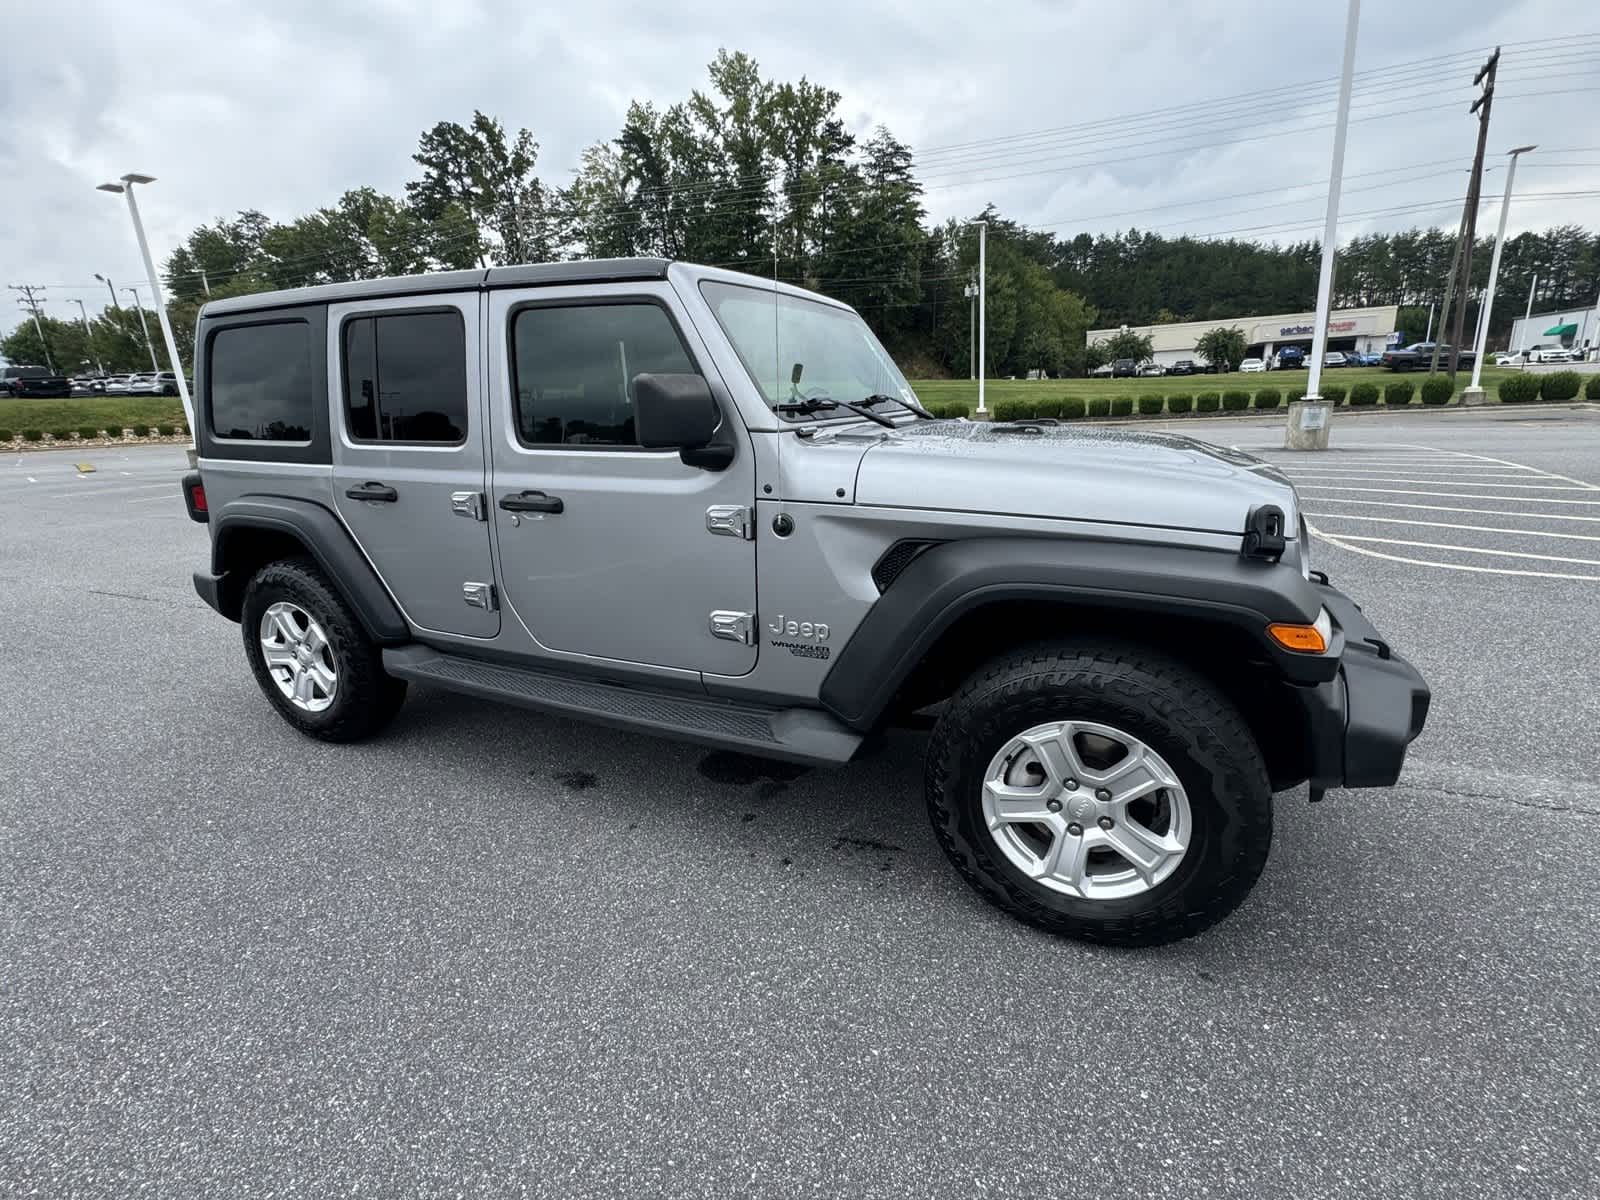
[849,420,1298,536]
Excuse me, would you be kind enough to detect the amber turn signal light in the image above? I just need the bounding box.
[1267,620,1328,653]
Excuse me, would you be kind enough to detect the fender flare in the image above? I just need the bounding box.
[818,535,1339,731]
[203,496,409,643]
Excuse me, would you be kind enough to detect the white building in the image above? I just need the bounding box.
[1507,302,1599,361]
[1087,304,1400,369]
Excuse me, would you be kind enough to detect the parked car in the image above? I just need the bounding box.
[148,371,186,396]
[181,257,1429,947]
[1273,346,1306,370]
[1239,357,1266,373]
[1138,362,1165,377]
[124,372,162,395]
[1524,344,1577,364]
[1493,351,1524,367]
[103,374,139,394]
[0,364,71,397]
[1164,359,1198,376]
[1379,343,1475,372]
[1111,358,1137,378]
[1089,362,1114,378]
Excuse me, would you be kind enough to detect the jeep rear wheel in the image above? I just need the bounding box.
[925,639,1272,946]
[241,558,406,742]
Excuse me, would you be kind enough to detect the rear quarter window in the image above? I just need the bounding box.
[208,321,314,441]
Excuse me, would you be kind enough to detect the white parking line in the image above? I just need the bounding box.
[1297,497,1600,523]
[1288,475,1592,490]
[1306,522,1600,581]
[1302,512,1600,541]
[1305,485,1600,505]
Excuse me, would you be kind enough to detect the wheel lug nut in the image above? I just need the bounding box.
[1046,799,1062,813]
[1098,816,1114,830]
[1095,788,1112,802]
[1064,778,1078,790]
[1066,822,1083,837]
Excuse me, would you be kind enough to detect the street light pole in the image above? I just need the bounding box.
[93,273,122,312]
[98,174,195,442]
[1293,0,1358,451]
[72,299,105,374]
[1520,273,1538,353]
[124,288,160,372]
[1464,145,1535,402]
[976,221,987,415]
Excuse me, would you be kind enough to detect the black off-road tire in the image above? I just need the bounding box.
[925,639,1272,947]
[240,557,406,743]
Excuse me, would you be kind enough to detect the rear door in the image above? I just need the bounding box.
[330,293,499,639]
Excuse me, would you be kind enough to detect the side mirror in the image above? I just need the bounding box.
[633,373,723,462]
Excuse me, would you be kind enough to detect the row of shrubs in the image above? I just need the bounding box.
[1499,370,1600,404]
[0,424,186,443]
[984,380,1463,422]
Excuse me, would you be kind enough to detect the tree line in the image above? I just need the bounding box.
[6,49,1597,378]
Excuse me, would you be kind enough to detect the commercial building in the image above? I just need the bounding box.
[1507,302,1599,361]
[1087,304,1400,369]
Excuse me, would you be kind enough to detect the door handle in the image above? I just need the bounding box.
[499,490,564,514]
[346,481,398,503]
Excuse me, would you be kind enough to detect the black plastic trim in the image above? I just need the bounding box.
[820,536,1336,730]
[208,496,409,642]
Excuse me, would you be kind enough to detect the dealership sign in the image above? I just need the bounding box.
[1280,319,1357,336]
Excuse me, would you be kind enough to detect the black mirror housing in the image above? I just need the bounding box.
[633,373,719,450]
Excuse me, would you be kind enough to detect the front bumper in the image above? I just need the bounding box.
[1298,580,1431,794]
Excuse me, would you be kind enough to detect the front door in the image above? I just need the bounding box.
[486,284,757,675]
[331,294,499,639]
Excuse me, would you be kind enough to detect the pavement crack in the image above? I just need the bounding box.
[87,589,169,604]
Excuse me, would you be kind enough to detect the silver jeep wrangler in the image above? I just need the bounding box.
[184,258,1429,945]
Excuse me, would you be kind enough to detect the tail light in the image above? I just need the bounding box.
[181,470,208,523]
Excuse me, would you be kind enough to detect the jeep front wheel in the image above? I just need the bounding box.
[925,639,1272,946]
[240,557,406,742]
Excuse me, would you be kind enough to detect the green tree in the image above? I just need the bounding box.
[1196,325,1247,371]
[1104,329,1154,362]
[408,110,554,265]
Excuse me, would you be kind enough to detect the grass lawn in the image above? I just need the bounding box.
[910,365,1518,411]
[0,395,186,435]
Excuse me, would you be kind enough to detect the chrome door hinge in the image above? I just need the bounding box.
[705,504,754,540]
[451,491,487,521]
[708,610,754,644]
[462,582,498,611]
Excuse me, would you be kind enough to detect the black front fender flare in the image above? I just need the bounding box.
[818,535,1337,731]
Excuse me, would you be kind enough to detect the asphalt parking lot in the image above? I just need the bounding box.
[3,406,1598,1199]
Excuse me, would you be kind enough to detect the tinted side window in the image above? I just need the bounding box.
[209,321,313,441]
[343,310,467,443]
[511,303,695,446]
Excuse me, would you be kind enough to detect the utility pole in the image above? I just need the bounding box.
[1428,204,1473,375]
[72,299,105,374]
[8,284,55,371]
[1423,301,1434,343]
[976,221,987,415]
[1444,48,1499,379]
[199,268,212,298]
[124,288,160,372]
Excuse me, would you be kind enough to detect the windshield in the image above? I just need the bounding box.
[699,279,918,419]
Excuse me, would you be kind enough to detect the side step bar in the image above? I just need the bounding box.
[382,646,864,765]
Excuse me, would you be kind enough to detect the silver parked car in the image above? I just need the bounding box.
[182,259,1429,946]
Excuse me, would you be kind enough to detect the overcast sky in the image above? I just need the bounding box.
[3,0,1597,329]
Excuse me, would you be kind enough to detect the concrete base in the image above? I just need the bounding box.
[1284,400,1331,450]
[1460,386,1489,407]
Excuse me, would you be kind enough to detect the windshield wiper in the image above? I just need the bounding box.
[861,392,935,420]
[775,395,897,429]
